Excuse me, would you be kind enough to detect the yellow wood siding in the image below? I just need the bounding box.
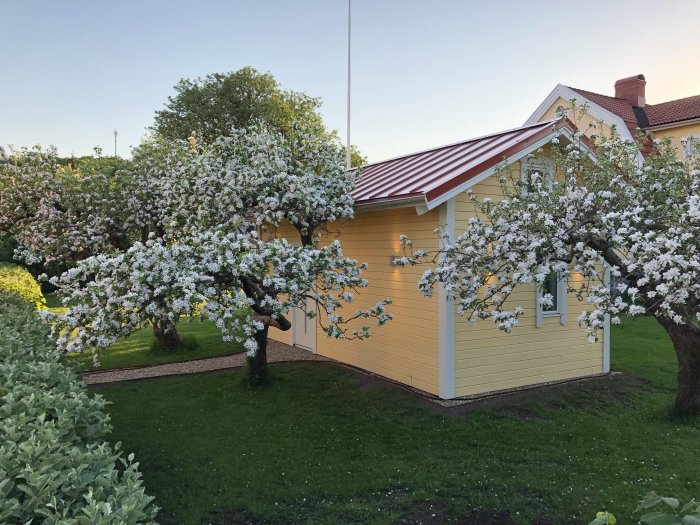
[452,160,605,397]
[540,97,614,139]
[268,208,442,395]
[654,122,700,159]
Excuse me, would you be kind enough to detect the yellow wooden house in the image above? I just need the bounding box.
[525,74,700,160]
[270,117,607,400]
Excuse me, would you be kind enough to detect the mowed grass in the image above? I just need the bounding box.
[92,317,700,525]
[44,295,245,370]
[67,319,244,371]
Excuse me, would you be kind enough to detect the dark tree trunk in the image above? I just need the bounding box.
[299,232,313,247]
[239,277,293,386]
[293,222,316,248]
[246,324,269,385]
[152,318,181,351]
[662,322,700,416]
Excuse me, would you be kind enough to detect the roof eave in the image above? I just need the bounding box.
[353,195,427,212]
[644,116,700,131]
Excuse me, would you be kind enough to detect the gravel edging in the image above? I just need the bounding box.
[83,340,328,385]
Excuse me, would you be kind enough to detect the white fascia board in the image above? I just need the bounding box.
[354,196,425,213]
[425,126,599,212]
[414,203,430,215]
[525,84,644,165]
[438,197,456,399]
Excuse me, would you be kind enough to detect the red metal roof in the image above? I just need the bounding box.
[352,118,569,209]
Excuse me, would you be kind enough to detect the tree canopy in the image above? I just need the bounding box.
[22,126,391,380]
[152,67,325,145]
[152,67,366,166]
[400,111,700,415]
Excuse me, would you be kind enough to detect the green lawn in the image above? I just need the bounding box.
[68,319,244,371]
[45,295,245,371]
[91,317,699,525]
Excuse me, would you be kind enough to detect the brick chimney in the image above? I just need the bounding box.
[614,74,646,107]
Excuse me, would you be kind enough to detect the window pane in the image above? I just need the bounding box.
[543,272,558,312]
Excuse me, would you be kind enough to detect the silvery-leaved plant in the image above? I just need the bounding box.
[0,297,157,523]
[398,109,700,415]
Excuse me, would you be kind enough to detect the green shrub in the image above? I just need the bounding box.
[0,298,158,523]
[0,262,45,307]
[149,333,199,354]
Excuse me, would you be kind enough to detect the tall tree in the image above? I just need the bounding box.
[399,115,700,416]
[152,67,366,166]
[153,67,326,145]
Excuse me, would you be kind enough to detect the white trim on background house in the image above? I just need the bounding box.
[524,84,645,165]
[438,197,456,399]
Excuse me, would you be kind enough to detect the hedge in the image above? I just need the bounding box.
[0,262,45,307]
[0,297,158,523]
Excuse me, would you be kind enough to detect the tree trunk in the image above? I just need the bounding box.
[152,318,181,351]
[246,324,269,385]
[663,322,700,416]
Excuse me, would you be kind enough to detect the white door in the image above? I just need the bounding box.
[292,297,316,352]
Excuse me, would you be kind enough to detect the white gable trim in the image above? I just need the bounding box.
[417,127,597,214]
[422,128,585,212]
[524,84,644,165]
[438,197,456,399]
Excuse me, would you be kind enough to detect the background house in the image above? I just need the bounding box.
[270,118,607,400]
[525,74,700,159]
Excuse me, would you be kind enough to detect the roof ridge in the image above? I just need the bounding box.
[646,93,700,108]
[567,85,625,102]
[361,118,561,168]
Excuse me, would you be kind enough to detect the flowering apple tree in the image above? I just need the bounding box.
[0,146,128,265]
[398,119,700,415]
[46,125,392,381]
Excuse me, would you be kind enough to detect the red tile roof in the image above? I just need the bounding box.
[568,87,700,129]
[644,95,700,127]
[568,87,639,130]
[352,118,572,209]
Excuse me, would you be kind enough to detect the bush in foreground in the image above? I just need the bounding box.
[0,297,157,523]
[0,262,45,307]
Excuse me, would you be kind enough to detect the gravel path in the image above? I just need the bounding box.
[83,340,328,385]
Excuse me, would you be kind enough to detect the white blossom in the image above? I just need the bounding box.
[399,125,700,342]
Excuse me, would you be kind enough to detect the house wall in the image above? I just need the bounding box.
[268,207,442,395]
[653,121,700,158]
[451,159,605,397]
[540,97,614,139]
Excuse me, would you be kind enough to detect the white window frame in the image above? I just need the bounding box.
[520,158,555,196]
[536,273,568,327]
[683,135,700,158]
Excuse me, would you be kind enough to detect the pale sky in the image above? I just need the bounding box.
[2,0,699,163]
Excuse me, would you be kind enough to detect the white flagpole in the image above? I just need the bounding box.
[346,0,352,171]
